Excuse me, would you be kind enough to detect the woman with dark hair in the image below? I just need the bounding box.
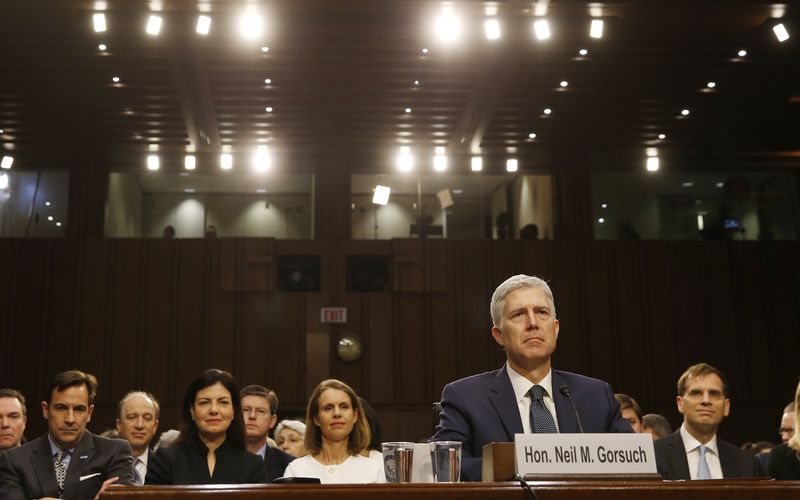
[283,379,384,483]
[146,369,266,485]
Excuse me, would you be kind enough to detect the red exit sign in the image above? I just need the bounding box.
[321,307,347,324]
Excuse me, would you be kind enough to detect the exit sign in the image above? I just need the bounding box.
[321,307,347,323]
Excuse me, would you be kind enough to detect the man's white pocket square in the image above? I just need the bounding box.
[79,472,101,481]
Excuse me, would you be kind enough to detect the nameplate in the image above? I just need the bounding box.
[514,433,657,478]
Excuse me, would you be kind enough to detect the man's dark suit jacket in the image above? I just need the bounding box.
[431,366,633,481]
[264,446,295,482]
[0,431,135,500]
[654,430,763,480]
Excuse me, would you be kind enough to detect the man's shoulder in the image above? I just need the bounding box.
[717,436,753,459]
[86,433,132,454]
[552,370,611,389]
[654,431,683,451]
[2,434,47,461]
[445,368,506,389]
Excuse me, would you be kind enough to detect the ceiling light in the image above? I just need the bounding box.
[56,222,62,227]
[252,145,270,171]
[405,107,411,113]
[646,147,658,157]
[220,153,233,170]
[706,81,716,88]
[590,19,604,39]
[773,23,790,42]
[560,80,568,87]
[601,203,608,209]
[543,108,552,115]
[682,181,694,187]
[1,156,13,169]
[598,218,605,224]
[696,215,704,231]
[646,156,659,172]
[484,19,501,40]
[435,6,461,42]
[93,13,107,32]
[0,129,4,134]
[506,159,518,172]
[737,49,747,57]
[681,109,690,116]
[196,15,211,35]
[265,106,273,113]
[97,43,107,51]
[397,146,413,172]
[471,156,483,172]
[184,188,195,193]
[658,133,666,140]
[260,46,269,53]
[184,155,196,170]
[528,132,537,139]
[146,15,162,35]
[112,76,120,83]
[534,19,551,40]
[256,188,267,194]
[422,48,429,54]
[264,78,272,84]
[579,49,588,56]
[716,182,724,188]
[0,174,7,189]
[147,155,159,171]
[239,11,264,39]
[373,185,391,205]
[413,80,420,86]
[45,201,51,206]
[433,146,447,172]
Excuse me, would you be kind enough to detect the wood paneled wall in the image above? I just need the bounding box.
[1,238,798,446]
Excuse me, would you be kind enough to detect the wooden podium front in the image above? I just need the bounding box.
[482,442,516,482]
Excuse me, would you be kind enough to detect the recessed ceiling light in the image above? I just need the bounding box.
[484,18,501,40]
[97,43,107,51]
[239,11,264,39]
[93,13,107,33]
[264,78,272,84]
[373,185,391,205]
[421,48,429,54]
[196,15,211,35]
[682,181,694,187]
[147,155,159,171]
[184,155,196,170]
[506,158,518,172]
[543,108,552,115]
[658,133,666,140]
[528,132,537,139]
[1,156,14,169]
[579,49,588,56]
[0,129,4,134]
[471,156,482,172]
[45,201,51,206]
[706,81,716,88]
[252,145,270,172]
[435,6,462,42]
[533,19,551,40]
[590,19,604,39]
[112,76,120,83]
[184,188,195,193]
[220,153,233,170]
[681,109,690,116]
[560,80,568,87]
[265,106,273,113]
[598,218,605,224]
[56,222,62,227]
[601,203,608,209]
[737,49,747,57]
[260,46,269,53]
[773,23,790,42]
[404,107,412,113]
[48,216,54,221]
[716,182,724,188]
[397,146,413,172]
[146,15,162,35]
[256,188,267,194]
[413,80,420,86]
[646,156,659,172]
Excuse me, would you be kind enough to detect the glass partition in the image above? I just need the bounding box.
[0,170,69,237]
[591,171,798,240]
[105,172,314,238]
[351,173,555,240]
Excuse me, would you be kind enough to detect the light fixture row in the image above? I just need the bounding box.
[434,11,605,42]
[395,147,519,173]
[145,148,271,172]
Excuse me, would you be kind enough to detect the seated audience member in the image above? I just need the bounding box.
[283,379,384,483]
[0,389,27,452]
[146,369,266,485]
[615,393,643,433]
[0,370,134,499]
[240,385,295,482]
[275,420,308,458]
[154,429,179,451]
[642,413,672,440]
[779,401,796,444]
[116,391,160,485]
[768,382,800,480]
[654,363,763,480]
[358,397,383,467]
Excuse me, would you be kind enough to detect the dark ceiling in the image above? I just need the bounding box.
[0,0,798,174]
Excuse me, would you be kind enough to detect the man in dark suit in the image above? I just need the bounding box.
[654,363,762,480]
[0,370,135,499]
[240,385,295,482]
[115,391,160,485]
[431,274,632,481]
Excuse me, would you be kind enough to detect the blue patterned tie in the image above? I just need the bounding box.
[696,445,712,480]
[53,449,67,491]
[529,385,558,433]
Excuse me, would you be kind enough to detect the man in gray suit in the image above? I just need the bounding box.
[654,363,762,480]
[0,370,135,499]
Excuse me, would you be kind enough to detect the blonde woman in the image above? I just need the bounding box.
[283,379,384,483]
[768,382,800,479]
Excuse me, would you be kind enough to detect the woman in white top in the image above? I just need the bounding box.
[283,379,385,483]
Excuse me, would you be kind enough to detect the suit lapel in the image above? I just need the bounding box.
[30,435,60,498]
[717,440,737,478]
[488,366,523,440]
[551,371,576,433]
[667,433,691,479]
[63,431,95,497]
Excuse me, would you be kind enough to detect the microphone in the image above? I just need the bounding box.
[559,384,585,433]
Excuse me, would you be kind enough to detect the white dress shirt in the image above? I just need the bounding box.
[134,448,150,485]
[507,363,560,433]
[680,424,723,479]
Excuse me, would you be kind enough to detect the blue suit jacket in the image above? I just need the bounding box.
[431,366,633,481]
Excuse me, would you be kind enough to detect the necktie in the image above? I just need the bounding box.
[696,445,712,480]
[133,458,144,485]
[53,449,67,491]
[529,385,558,433]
